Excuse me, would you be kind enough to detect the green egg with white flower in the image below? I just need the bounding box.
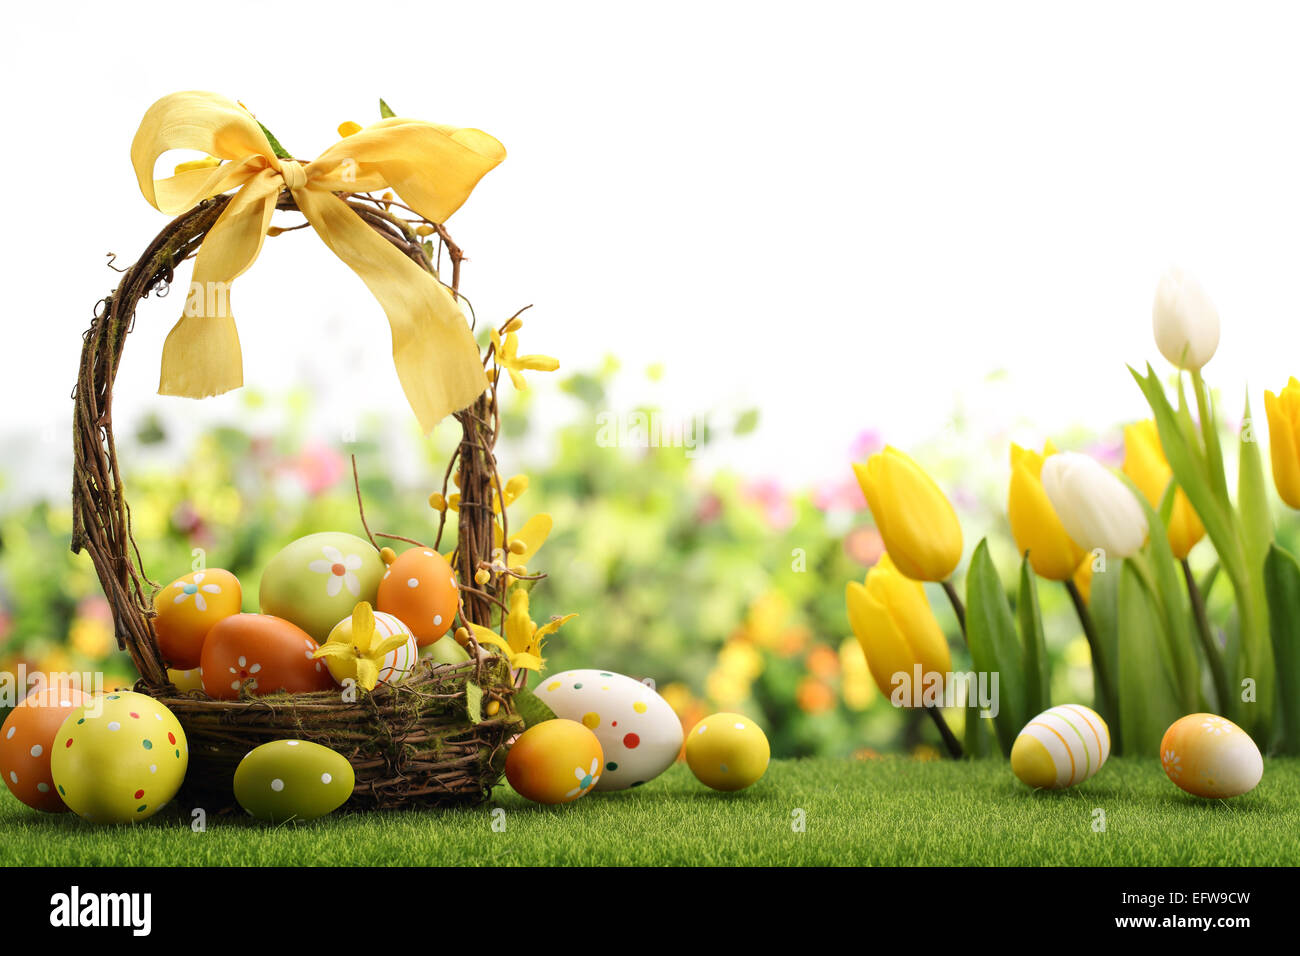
[233,739,354,822]
[258,532,386,642]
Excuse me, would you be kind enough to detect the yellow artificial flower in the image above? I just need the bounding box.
[845,553,952,701]
[490,328,560,391]
[1008,440,1085,580]
[172,155,221,175]
[337,121,362,137]
[853,447,963,582]
[1122,419,1205,558]
[1265,377,1300,509]
[468,589,575,672]
[312,602,409,691]
[493,513,553,569]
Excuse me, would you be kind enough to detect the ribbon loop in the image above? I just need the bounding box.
[131,91,506,432]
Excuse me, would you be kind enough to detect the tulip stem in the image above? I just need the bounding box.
[925,706,964,759]
[940,580,967,637]
[1182,557,1233,717]
[1063,579,1118,721]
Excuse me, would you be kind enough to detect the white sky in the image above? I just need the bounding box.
[4,1,1300,502]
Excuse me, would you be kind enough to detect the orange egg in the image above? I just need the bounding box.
[154,569,243,669]
[1160,713,1263,798]
[1,686,92,811]
[376,548,459,646]
[200,614,335,700]
[505,719,604,804]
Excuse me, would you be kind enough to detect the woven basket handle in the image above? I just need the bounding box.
[71,193,495,689]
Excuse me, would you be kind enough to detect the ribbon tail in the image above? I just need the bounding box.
[293,187,488,432]
[158,171,281,401]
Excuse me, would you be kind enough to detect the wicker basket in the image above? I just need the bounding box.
[71,192,523,811]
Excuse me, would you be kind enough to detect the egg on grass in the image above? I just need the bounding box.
[234,740,354,822]
[1160,713,1263,798]
[49,692,188,824]
[1010,704,1110,790]
[535,669,683,790]
[505,719,603,805]
[1,686,93,812]
[685,712,770,792]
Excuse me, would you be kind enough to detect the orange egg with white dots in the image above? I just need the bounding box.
[376,548,459,647]
[0,686,92,811]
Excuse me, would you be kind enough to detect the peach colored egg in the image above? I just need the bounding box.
[0,687,92,811]
[200,614,335,700]
[1160,713,1263,799]
[376,548,459,647]
[153,569,243,669]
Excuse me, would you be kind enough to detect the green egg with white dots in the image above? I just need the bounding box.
[233,739,354,822]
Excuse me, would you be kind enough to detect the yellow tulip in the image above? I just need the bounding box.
[853,447,962,582]
[1122,420,1205,559]
[1072,558,1094,605]
[845,553,952,701]
[1265,378,1300,509]
[1007,440,1085,580]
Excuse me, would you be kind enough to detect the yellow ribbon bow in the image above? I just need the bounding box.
[130,91,505,432]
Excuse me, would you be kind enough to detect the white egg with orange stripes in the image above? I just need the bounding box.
[1010,704,1111,790]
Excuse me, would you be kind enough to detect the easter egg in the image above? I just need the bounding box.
[1160,713,1263,798]
[1011,704,1111,790]
[167,667,204,693]
[685,712,769,791]
[50,692,188,823]
[376,547,459,646]
[423,634,471,666]
[1,687,92,812]
[535,669,684,790]
[505,719,603,804]
[200,614,335,700]
[321,609,419,686]
[259,532,386,641]
[233,739,355,822]
[153,569,242,669]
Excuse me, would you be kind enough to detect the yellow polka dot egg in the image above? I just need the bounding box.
[1010,704,1110,790]
[534,669,683,790]
[685,712,769,791]
[50,692,188,824]
[1161,713,1263,799]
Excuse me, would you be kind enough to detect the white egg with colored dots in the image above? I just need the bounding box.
[1010,704,1111,790]
[685,712,770,791]
[49,691,189,823]
[534,669,683,790]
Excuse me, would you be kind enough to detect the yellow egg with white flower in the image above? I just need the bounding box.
[685,712,769,791]
[1011,704,1110,790]
[505,719,603,805]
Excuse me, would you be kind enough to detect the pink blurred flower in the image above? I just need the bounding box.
[1087,435,1125,468]
[844,525,884,567]
[695,492,724,524]
[743,479,795,530]
[849,428,884,462]
[291,441,347,496]
[814,474,867,512]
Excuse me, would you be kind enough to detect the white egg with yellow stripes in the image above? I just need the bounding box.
[1011,704,1111,790]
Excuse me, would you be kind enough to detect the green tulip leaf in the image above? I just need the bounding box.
[964,700,991,759]
[379,97,397,119]
[964,539,1026,755]
[1117,561,1184,757]
[1085,555,1122,744]
[1264,544,1300,755]
[1238,391,1274,575]
[1018,555,1050,717]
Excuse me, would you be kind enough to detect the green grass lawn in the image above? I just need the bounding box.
[3,756,1298,866]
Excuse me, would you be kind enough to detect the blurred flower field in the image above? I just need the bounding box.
[3,355,1267,760]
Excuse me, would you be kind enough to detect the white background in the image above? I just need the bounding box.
[3,0,1299,501]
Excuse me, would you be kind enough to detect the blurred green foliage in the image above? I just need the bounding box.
[0,360,1159,759]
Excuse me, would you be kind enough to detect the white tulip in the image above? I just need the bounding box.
[1152,267,1220,371]
[1040,452,1149,559]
